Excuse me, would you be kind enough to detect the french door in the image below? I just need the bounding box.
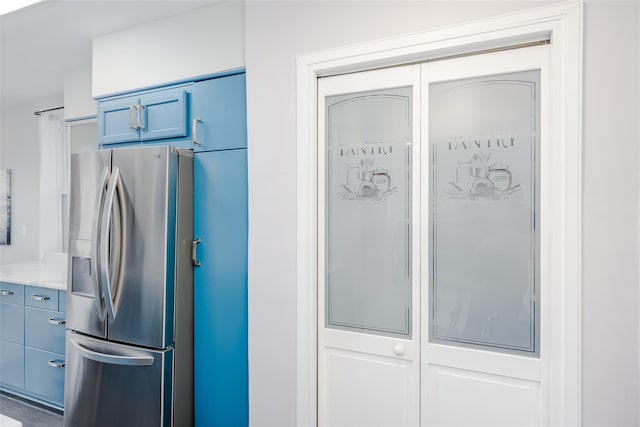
[318,44,549,426]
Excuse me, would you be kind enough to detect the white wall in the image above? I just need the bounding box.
[245,1,639,426]
[92,1,245,98]
[0,94,63,264]
[582,2,640,426]
[64,64,96,121]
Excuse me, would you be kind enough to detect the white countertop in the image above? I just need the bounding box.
[0,259,67,291]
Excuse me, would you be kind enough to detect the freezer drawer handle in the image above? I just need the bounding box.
[70,339,154,366]
[0,290,13,296]
[31,295,50,301]
[48,359,65,368]
[48,317,66,326]
[192,238,201,267]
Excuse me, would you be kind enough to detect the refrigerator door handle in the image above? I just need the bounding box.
[69,339,154,366]
[91,166,110,321]
[100,166,126,321]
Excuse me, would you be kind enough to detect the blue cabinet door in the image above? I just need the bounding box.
[194,149,248,427]
[0,302,24,344]
[97,95,139,145]
[25,307,66,355]
[192,74,247,152]
[139,88,187,141]
[0,282,24,304]
[25,347,65,406]
[0,340,24,389]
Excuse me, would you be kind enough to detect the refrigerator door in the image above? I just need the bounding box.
[67,150,111,339]
[106,146,177,349]
[64,331,172,427]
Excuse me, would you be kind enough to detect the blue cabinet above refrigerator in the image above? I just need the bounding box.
[97,87,187,145]
[96,71,246,151]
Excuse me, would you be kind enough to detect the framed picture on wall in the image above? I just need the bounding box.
[0,169,11,245]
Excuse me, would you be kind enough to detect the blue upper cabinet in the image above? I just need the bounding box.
[192,73,247,152]
[139,88,187,141]
[98,86,188,146]
[97,72,246,150]
[97,95,140,145]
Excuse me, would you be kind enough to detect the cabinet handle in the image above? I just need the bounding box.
[31,295,50,301]
[192,117,202,146]
[0,290,13,296]
[48,317,66,326]
[129,105,137,130]
[136,104,145,130]
[192,238,201,267]
[48,359,65,369]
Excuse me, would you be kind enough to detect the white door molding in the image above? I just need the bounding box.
[296,2,582,425]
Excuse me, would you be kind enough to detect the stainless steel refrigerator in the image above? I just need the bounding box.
[64,146,193,427]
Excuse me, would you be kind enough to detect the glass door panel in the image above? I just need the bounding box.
[429,70,540,355]
[326,87,413,337]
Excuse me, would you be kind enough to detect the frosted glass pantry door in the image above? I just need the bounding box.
[421,45,548,427]
[318,65,421,427]
[430,69,540,354]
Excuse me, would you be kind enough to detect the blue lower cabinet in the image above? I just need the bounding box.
[0,282,24,304]
[25,307,66,355]
[58,291,66,313]
[0,340,25,389]
[0,284,66,409]
[25,347,65,406]
[25,286,59,311]
[0,303,24,344]
[194,149,248,426]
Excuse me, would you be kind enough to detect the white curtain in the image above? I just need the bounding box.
[38,110,67,257]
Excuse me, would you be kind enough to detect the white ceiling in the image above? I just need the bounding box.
[0,0,216,108]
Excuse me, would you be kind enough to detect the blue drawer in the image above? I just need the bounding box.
[0,302,24,344]
[25,307,66,354]
[0,340,25,389]
[25,347,65,406]
[0,282,24,305]
[58,291,66,313]
[25,286,58,311]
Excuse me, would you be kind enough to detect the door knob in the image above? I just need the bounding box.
[393,344,405,356]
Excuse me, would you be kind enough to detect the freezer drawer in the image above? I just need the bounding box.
[64,331,173,427]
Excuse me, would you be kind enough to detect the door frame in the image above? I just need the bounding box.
[296,2,583,426]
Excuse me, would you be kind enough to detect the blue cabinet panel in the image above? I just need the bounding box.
[98,95,139,145]
[0,282,24,304]
[194,149,248,427]
[192,73,247,151]
[25,307,66,355]
[139,88,187,141]
[58,291,66,313]
[25,286,58,311]
[0,340,24,389]
[0,303,24,344]
[25,347,65,406]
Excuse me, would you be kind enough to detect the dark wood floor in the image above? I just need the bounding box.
[0,392,62,427]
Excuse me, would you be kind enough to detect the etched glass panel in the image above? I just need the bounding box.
[429,71,540,355]
[326,87,412,337]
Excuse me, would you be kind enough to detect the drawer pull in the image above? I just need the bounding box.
[48,317,66,326]
[48,359,65,369]
[31,295,50,302]
[0,290,13,296]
